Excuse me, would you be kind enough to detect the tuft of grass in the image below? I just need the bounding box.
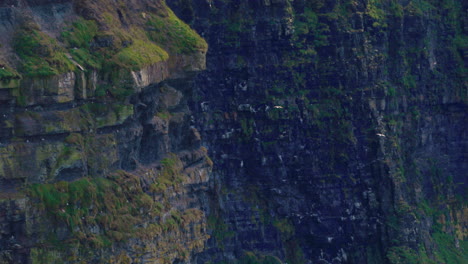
[69,48,102,69]
[61,18,106,70]
[13,27,75,77]
[28,171,159,246]
[61,18,99,48]
[146,8,207,54]
[0,63,20,81]
[150,154,184,193]
[285,7,329,66]
[113,39,168,70]
[432,231,468,264]
[366,0,388,28]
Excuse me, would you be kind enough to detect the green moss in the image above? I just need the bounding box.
[150,154,184,193]
[14,28,75,77]
[387,86,397,97]
[30,183,70,213]
[31,248,63,264]
[61,18,99,48]
[387,238,465,264]
[48,145,82,179]
[432,231,467,264]
[114,39,168,70]
[0,66,19,81]
[146,7,208,54]
[389,1,404,17]
[367,0,388,28]
[398,199,468,264]
[387,246,419,264]
[69,48,102,69]
[5,2,207,99]
[291,7,329,62]
[28,171,161,247]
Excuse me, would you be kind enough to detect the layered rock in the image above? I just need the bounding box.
[166,0,467,263]
[0,0,466,263]
[0,0,211,263]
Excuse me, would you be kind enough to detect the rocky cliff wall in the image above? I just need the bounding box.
[166,0,467,263]
[0,0,466,264]
[0,0,212,263]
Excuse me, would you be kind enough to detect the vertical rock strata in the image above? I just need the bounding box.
[0,0,211,263]
[166,0,466,263]
[0,0,466,264]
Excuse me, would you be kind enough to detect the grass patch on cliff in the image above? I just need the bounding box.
[68,48,102,69]
[113,39,168,70]
[387,199,468,264]
[432,231,467,264]
[292,7,329,57]
[60,16,169,72]
[0,62,20,81]
[146,8,207,54]
[386,239,466,264]
[150,154,184,193]
[28,171,158,246]
[387,246,423,264]
[61,18,106,70]
[13,26,75,77]
[61,18,98,49]
[28,156,207,259]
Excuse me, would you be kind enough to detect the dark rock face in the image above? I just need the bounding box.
[167,0,467,263]
[0,0,466,263]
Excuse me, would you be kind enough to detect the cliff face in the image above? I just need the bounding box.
[0,0,212,263]
[165,0,466,263]
[0,0,466,264]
